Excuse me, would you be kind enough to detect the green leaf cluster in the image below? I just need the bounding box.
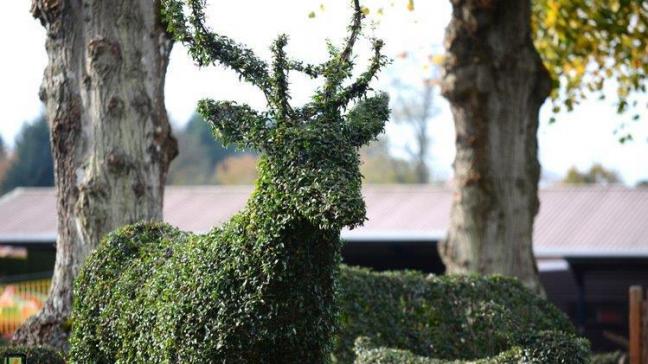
[71,222,343,362]
[352,333,589,364]
[533,0,648,125]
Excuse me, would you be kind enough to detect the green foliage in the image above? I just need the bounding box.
[334,266,588,363]
[562,163,620,185]
[72,0,388,363]
[352,333,590,364]
[0,345,65,364]
[532,1,648,127]
[0,116,53,194]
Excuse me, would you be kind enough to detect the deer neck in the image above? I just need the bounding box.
[240,158,342,256]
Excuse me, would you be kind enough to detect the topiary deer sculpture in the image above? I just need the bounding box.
[70,1,388,362]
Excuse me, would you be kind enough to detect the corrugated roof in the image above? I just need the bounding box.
[0,185,647,258]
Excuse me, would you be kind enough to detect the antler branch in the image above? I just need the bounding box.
[335,39,388,105]
[288,60,326,79]
[270,35,293,123]
[162,0,271,93]
[320,0,365,100]
[340,0,363,66]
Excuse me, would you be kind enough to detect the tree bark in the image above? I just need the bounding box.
[439,0,552,294]
[13,0,177,350]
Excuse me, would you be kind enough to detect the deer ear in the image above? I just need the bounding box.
[198,99,270,149]
[345,92,390,146]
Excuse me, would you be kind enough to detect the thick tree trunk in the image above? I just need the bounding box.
[439,0,552,294]
[12,0,177,350]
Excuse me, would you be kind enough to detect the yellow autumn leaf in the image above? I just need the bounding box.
[407,0,414,12]
[430,54,445,65]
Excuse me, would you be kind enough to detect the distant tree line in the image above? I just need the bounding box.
[561,163,621,185]
[1,114,642,194]
[4,112,413,191]
[0,116,53,195]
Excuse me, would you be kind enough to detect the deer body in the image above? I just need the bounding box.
[71,1,388,362]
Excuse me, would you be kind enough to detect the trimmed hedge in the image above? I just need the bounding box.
[335,266,590,363]
[0,345,65,364]
[352,334,590,364]
[71,221,346,363]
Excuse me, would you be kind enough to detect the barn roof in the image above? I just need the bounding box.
[0,185,647,258]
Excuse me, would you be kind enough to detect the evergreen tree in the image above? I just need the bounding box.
[0,135,6,159]
[1,116,54,194]
[0,135,8,186]
[167,113,241,185]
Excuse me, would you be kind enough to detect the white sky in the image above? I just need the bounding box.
[0,0,646,185]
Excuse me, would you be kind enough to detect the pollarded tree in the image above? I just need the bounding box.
[440,0,648,293]
[440,0,551,293]
[70,0,388,362]
[13,0,178,349]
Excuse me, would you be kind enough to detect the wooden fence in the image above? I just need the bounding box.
[0,278,50,338]
[629,285,648,364]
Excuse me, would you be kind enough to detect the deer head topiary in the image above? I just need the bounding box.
[166,0,389,230]
[70,1,389,362]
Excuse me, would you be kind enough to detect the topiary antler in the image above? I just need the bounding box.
[161,0,389,144]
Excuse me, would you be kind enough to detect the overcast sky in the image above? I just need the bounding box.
[1,0,646,185]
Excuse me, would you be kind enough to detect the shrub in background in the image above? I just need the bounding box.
[335,266,590,363]
[352,334,590,364]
